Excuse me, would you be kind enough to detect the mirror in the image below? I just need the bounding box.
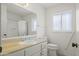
[6,4,37,37]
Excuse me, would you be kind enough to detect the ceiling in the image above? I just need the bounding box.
[7,4,35,16]
[39,3,58,8]
[6,3,58,15]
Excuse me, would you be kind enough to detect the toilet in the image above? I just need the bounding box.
[48,43,58,56]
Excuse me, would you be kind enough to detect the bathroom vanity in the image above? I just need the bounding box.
[0,3,47,56]
[1,37,47,56]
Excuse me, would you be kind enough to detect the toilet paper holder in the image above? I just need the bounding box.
[72,43,78,48]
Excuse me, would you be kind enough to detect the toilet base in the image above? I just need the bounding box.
[48,50,57,56]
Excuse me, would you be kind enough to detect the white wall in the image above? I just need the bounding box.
[46,4,76,55]
[0,4,1,47]
[76,4,79,32]
[75,4,79,56]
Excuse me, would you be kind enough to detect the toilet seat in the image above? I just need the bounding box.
[48,44,58,50]
[47,43,58,56]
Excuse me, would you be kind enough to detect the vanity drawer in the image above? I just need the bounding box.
[25,44,41,56]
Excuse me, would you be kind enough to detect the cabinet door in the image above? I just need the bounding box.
[41,42,47,56]
[25,44,41,56]
[41,49,47,56]
[6,50,24,56]
[31,51,41,56]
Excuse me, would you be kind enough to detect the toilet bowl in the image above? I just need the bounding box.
[48,43,58,56]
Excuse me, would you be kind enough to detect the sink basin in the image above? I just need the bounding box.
[19,40,37,45]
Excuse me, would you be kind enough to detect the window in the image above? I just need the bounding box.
[53,15,62,32]
[53,12,72,32]
[62,13,72,32]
